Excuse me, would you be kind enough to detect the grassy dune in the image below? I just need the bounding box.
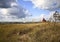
[0,22,60,42]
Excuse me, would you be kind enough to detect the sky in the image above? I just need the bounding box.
[18,0,49,17]
[0,0,31,22]
[18,0,60,22]
[0,0,60,22]
[18,0,50,21]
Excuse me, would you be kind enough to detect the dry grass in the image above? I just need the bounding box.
[0,22,60,42]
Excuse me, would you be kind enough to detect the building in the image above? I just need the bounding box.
[42,18,46,22]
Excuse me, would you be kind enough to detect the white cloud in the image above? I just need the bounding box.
[0,9,8,15]
[25,0,60,10]
[11,2,17,7]
[0,0,31,22]
[23,0,30,1]
[48,11,57,22]
[31,14,46,22]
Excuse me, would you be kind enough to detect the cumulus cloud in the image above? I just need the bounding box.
[0,0,31,22]
[23,0,30,1]
[31,14,46,22]
[25,0,60,10]
[0,0,16,8]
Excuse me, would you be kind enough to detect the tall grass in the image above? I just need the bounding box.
[0,22,60,42]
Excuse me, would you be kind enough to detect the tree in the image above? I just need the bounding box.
[53,11,60,22]
[42,18,46,22]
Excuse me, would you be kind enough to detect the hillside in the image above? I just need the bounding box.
[0,22,60,42]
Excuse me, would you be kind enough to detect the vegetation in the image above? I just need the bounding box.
[49,11,60,22]
[0,22,60,42]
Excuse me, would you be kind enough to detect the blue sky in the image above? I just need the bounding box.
[18,0,50,18]
[17,0,60,20]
